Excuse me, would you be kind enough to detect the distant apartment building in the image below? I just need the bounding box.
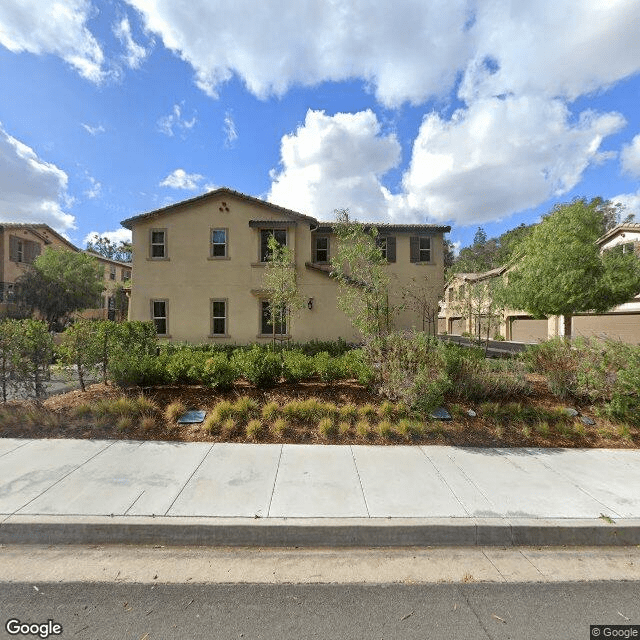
[0,223,131,321]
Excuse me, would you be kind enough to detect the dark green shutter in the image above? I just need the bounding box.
[386,236,396,262]
[409,236,419,263]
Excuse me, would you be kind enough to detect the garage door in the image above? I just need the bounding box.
[511,317,548,343]
[572,314,640,345]
[449,317,466,335]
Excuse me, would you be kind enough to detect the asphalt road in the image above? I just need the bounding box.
[1,581,638,640]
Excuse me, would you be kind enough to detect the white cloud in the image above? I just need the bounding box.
[160,168,203,190]
[268,109,401,221]
[399,96,626,224]
[113,15,149,69]
[83,175,101,199]
[620,134,640,178]
[157,103,196,137]
[0,0,107,83]
[459,0,640,103]
[125,0,471,107]
[0,122,75,232]
[81,123,105,136]
[83,228,131,246]
[610,191,640,219]
[125,0,640,107]
[223,110,238,148]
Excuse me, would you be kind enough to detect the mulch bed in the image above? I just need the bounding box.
[0,376,636,449]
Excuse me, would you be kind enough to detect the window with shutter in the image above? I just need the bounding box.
[409,236,420,263]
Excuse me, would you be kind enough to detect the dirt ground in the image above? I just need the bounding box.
[0,373,636,449]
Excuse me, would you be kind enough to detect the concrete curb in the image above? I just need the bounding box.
[2,516,639,547]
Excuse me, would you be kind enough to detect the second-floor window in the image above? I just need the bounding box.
[150,230,167,258]
[260,229,287,262]
[109,266,116,280]
[211,229,227,258]
[375,235,396,262]
[9,236,40,264]
[410,236,431,263]
[122,269,131,282]
[314,236,329,263]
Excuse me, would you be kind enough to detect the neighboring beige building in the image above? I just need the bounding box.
[121,188,451,343]
[0,223,132,321]
[82,251,132,321]
[439,222,640,344]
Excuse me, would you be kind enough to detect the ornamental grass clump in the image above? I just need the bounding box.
[377,420,393,439]
[338,403,358,422]
[262,401,280,421]
[164,400,187,423]
[221,417,238,438]
[270,418,287,438]
[357,404,377,420]
[246,419,263,440]
[140,415,156,432]
[355,419,373,439]
[233,397,259,421]
[338,421,351,436]
[377,401,396,421]
[317,417,337,439]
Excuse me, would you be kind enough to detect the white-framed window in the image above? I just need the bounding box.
[210,228,228,258]
[419,237,431,262]
[314,236,329,263]
[151,299,168,335]
[211,299,227,335]
[261,300,286,335]
[150,229,167,258]
[260,229,287,262]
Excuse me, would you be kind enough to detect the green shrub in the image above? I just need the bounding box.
[232,346,281,388]
[340,349,374,385]
[108,353,171,387]
[165,350,210,385]
[282,350,315,382]
[313,351,343,383]
[202,353,236,390]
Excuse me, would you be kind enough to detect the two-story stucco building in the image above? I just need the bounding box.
[121,188,451,343]
[0,223,132,321]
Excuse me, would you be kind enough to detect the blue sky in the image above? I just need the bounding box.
[1,0,640,253]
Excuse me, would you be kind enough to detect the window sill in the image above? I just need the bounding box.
[208,334,231,338]
[251,262,266,267]
[257,334,291,339]
[157,334,172,338]
[413,261,435,265]
[147,257,170,261]
[207,256,231,261]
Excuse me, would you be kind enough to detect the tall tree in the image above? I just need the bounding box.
[262,233,304,348]
[14,249,105,331]
[501,197,640,338]
[86,234,132,263]
[330,209,393,338]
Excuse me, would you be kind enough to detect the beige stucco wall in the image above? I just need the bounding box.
[128,194,446,343]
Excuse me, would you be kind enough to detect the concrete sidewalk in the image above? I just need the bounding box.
[0,438,639,546]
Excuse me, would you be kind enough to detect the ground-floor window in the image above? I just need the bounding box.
[261,300,286,335]
[152,299,168,335]
[211,299,227,335]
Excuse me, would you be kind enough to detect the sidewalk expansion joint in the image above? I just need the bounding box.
[163,444,215,516]
[266,444,283,518]
[349,446,371,518]
[419,447,471,517]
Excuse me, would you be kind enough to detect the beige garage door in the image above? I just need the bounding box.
[572,314,640,345]
[511,317,548,343]
[449,317,466,335]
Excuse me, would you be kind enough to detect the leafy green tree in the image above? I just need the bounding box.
[0,320,23,402]
[16,319,54,399]
[14,249,105,330]
[502,198,640,338]
[57,319,103,391]
[262,234,305,348]
[330,209,394,338]
[86,234,132,262]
